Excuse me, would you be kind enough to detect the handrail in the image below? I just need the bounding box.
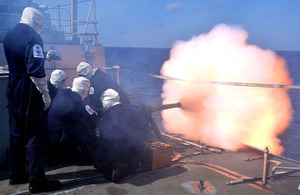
[272,166,300,177]
[103,65,300,90]
[40,0,99,46]
[100,66,120,85]
[39,5,71,34]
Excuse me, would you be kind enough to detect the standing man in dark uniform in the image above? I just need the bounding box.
[3,7,61,193]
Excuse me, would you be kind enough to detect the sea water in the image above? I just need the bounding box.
[105,47,300,161]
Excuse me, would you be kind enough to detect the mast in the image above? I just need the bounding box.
[71,0,78,41]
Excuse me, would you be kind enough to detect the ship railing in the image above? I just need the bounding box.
[40,0,99,46]
[271,166,300,178]
[101,66,120,85]
[40,5,71,33]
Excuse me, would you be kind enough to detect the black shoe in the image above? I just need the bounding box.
[29,179,61,194]
[95,163,113,180]
[9,172,29,185]
[111,168,124,183]
[103,169,113,181]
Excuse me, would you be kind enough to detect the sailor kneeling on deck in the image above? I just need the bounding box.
[48,77,99,164]
[95,89,147,182]
[77,62,130,116]
[47,69,68,100]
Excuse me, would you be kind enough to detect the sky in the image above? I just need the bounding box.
[34,0,300,51]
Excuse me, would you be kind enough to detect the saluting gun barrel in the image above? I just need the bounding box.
[149,102,181,112]
[136,102,181,143]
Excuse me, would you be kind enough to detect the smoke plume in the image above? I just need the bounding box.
[161,24,293,155]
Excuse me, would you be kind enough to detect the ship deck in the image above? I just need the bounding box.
[1,134,300,195]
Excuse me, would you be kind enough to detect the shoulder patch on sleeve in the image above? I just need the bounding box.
[85,105,94,115]
[33,44,44,58]
[89,87,94,95]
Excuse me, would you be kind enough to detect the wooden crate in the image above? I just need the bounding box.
[146,142,172,170]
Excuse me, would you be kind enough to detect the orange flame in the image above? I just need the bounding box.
[161,24,293,155]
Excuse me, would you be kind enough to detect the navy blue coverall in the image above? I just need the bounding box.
[97,103,147,173]
[85,69,130,115]
[3,23,48,181]
[47,89,98,163]
[47,80,58,101]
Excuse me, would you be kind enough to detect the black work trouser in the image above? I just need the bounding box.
[8,106,49,181]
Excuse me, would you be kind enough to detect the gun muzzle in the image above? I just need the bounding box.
[149,102,181,112]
